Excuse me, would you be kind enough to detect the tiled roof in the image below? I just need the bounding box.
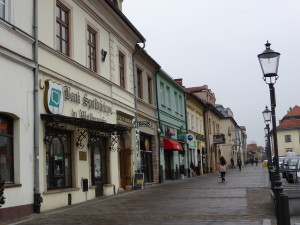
[247,144,257,150]
[285,105,300,117]
[277,120,300,129]
[240,126,246,130]
[186,85,208,93]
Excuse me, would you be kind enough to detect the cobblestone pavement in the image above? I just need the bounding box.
[1,164,285,225]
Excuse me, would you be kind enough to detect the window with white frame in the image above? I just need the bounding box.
[200,118,204,135]
[0,113,14,184]
[166,86,171,108]
[196,117,199,133]
[160,82,165,106]
[174,91,178,113]
[187,112,190,129]
[0,0,5,19]
[179,95,183,115]
[285,135,291,142]
[191,114,195,131]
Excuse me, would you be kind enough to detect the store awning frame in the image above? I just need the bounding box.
[41,114,129,151]
[163,138,183,151]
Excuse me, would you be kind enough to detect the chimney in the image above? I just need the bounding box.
[174,78,183,87]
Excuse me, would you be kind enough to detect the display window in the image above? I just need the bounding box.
[46,131,72,189]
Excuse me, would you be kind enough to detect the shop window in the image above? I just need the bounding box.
[46,131,72,189]
[56,1,70,56]
[137,68,143,99]
[0,113,13,184]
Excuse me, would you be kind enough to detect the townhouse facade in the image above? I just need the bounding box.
[276,105,300,156]
[156,70,187,181]
[37,0,145,212]
[184,84,207,176]
[134,48,160,183]
[0,0,36,220]
[186,86,224,173]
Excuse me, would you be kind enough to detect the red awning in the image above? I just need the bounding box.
[163,138,183,151]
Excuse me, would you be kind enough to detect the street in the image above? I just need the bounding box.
[1,165,285,225]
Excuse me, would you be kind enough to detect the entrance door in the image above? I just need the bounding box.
[119,147,127,189]
[91,139,107,197]
[164,150,172,180]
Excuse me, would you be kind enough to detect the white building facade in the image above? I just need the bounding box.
[38,0,145,211]
[0,0,36,220]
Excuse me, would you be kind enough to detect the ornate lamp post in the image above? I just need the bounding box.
[262,106,273,170]
[258,41,285,225]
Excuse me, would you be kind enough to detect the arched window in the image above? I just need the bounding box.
[46,131,72,189]
[0,113,14,183]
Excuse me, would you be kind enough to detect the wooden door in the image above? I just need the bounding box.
[119,148,126,189]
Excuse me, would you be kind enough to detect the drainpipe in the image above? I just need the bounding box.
[154,70,162,183]
[132,42,145,174]
[33,0,42,213]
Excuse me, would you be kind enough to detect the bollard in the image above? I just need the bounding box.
[279,193,291,225]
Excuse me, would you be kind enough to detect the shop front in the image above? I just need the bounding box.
[40,79,130,211]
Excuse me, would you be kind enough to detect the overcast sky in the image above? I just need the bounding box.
[123,0,300,147]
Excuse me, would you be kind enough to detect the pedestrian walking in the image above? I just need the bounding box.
[237,157,242,171]
[255,157,258,166]
[250,158,254,166]
[230,157,235,169]
[219,156,227,182]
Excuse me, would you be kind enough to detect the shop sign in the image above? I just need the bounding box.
[189,140,197,149]
[44,80,64,114]
[134,121,152,127]
[44,80,112,119]
[79,151,87,161]
[186,134,195,143]
[117,111,134,127]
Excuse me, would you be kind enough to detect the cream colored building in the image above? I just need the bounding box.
[0,0,36,220]
[134,48,160,183]
[276,106,300,156]
[185,90,206,176]
[186,85,223,173]
[38,0,145,211]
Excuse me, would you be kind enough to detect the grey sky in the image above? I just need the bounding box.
[123,0,300,147]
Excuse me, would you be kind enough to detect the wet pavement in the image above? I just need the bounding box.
[2,164,300,225]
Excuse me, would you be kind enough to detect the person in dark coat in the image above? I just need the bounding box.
[237,158,242,171]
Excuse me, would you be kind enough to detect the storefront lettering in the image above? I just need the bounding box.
[64,86,80,104]
[71,109,106,122]
[63,85,112,115]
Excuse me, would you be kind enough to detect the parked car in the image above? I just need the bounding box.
[279,157,287,169]
[286,157,300,183]
[282,157,289,178]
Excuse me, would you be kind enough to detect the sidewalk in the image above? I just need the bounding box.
[2,164,299,225]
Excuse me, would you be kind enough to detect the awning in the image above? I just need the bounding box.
[41,114,130,150]
[163,138,183,151]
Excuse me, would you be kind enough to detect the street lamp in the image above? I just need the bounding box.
[262,106,273,169]
[258,41,285,225]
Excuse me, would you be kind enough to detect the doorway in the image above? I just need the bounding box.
[164,150,173,180]
[90,138,107,197]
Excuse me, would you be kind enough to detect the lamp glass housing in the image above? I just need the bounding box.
[264,127,268,135]
[258,41,280,84]
[262,106,272,124]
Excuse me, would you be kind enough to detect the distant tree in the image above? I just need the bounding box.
[0,175,5,207]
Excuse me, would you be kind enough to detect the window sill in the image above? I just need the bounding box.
[89,185,97,189]
[4,184,22,189]
[43,187,80,195]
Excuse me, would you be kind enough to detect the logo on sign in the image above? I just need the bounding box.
[187,134,194,143]
[44,80,64,114]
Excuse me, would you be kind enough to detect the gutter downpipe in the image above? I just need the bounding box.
[33,0,42,213]
[154,70,163,183]
[132,42,145,173]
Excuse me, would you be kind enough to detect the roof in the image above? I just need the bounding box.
[247,144,258,151]
[240,126,246,130]
[285,105,300,117]
[186,85,208,93]
[104,0,146,43]
[277,105,300,130]
[277,120,300,130]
